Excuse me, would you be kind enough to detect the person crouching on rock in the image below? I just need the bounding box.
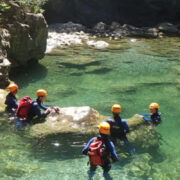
[16,89,59,126]
[140,102,161,126]
[106,104,136,154]
[82,122,118,178]
[5,83,19,114]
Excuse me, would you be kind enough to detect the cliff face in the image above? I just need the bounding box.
[44,0,180,27]
[0,1,48,88]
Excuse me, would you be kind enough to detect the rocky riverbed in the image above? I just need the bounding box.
[46,21,180,53]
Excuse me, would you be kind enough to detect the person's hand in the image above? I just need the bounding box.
[112,157,118,162]
[45,108,52,114]
[53,106,60,112]
[87,151,94,156]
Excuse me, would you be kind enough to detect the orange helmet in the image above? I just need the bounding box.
[98,122,110,135]
[111,104,122,114]
[8,83,18,92]
[36,89,48,97]
[149,102,159,109]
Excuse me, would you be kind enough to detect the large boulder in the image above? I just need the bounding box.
[157,22,179,35]
[29,106,103,137]
[1,1,48,67]
[0,89,8,113]
[6,13,48,66]
[124,153,152,178]
[30,107,160,150]
[0,29,11,88]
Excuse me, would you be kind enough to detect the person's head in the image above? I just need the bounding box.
[149,102,159,114]
[8,83,18,95]
[111,104,122,115]
[36,89,48,102]
[98,122,110,135]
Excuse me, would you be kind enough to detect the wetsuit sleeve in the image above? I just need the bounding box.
[122,120,130,133]
[33,103,49,118]
[82,137,95,155]
[39,103,49,111]
[143,117,152,121]
[140,113,152,121]
[107,140,118,160]
[106,119,113,125]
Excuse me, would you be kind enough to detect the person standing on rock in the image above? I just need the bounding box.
[82,122,118,179]
[140,102,161,126]
[106,104,136,154]
[5,83,19,113]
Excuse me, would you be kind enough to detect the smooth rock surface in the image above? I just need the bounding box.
[30,106,103,137]
[0,29,11,88]
[0,89,8,113]
[30,108,160,150]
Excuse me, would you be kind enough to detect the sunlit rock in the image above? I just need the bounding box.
[46,31,89,53]
[86,40,109,49]
[0,89,8,113]
[30,106,103,137]
[30,108,160,151]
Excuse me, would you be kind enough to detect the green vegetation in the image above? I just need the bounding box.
[0,2,10,14]
[15,0,48,13]
[0,0,47,15]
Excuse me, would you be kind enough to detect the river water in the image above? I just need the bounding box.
[1,37,180,179]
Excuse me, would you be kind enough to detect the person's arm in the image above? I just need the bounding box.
[106,119,113,125]
[14,99,19,108]
[122,120,130,133]
[143,117,152,121]
[107,140,118,161]
[82,137,95,155]
[139,113,152,121]
[39,103,49,111]
[33,103,49,118]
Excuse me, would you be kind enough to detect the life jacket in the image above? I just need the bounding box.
[88,138,106,166]
[16,96,33,120]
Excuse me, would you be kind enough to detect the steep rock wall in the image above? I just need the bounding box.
[0,1,48,88]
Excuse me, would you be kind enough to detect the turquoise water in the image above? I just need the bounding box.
[1,37,180,179]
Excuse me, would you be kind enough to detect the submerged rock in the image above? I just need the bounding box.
[151,154,180,180]
[124,153,152,178]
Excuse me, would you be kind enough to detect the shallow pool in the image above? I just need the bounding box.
[2,37,180,179]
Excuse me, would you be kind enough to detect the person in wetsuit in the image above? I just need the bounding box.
[140,102,161,126]
[82,122,118,178]
[5,83,19,113]
[27,89,59,122]
[16,89,60,128]
[106,104,135,154]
